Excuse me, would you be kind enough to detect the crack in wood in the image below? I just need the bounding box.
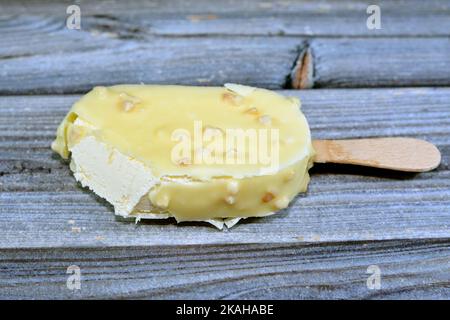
[83,15,148,40]
[290,44,314,89]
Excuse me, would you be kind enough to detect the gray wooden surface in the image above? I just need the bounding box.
[1,1,450,93]
[1,89,449,298]
[3,0,450,37]
[0,0,449,299]
[1,88,450,247]
[1,240,448,299]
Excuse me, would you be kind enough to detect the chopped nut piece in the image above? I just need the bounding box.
[96,86,108,99]
[118,92,141,112]
[221,92,243,106]
[123,101,135,112]
[274,196,290,209]
[262,192,275,203]
[156,194,170,209]
[284,170,296,181]
[176,157,191,166]
[226,180,239,194]
[244,107,259,115]
[224,83,256,96]
[224,196,235,205]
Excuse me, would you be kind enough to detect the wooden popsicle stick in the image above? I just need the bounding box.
[312,138,441,172]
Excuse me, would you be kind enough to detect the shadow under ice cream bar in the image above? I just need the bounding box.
[52,84,441,229]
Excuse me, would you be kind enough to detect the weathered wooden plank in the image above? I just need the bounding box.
[0,239,448,299]
[0,36,302,93]
[0,88,449,248]
[2,0,450,37]
[2,1,450,92]
[2,31,449,93]
[311,38,450,88]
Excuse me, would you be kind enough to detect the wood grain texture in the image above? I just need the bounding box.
[2,36,450,92]
[1,1,450,93]
[2,0,450,37]
[311,38,450,88]
[0,35,301,93]
[1,1,450,299]
[0,239,449,299]
[312,138,441,172]
[1,88,449,249]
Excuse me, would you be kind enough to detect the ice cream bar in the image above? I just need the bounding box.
[52,84,314,229]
